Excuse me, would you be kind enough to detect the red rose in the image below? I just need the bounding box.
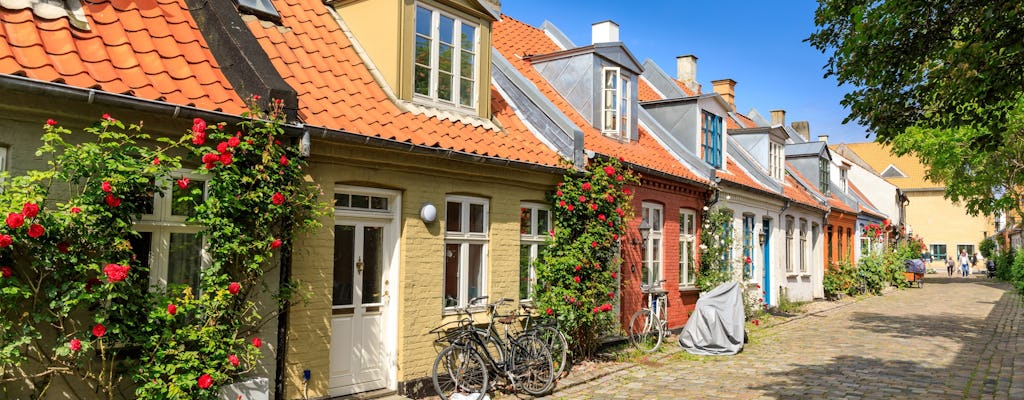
[555,190,563,197]
[167,303,177,315]
[574,265,581,271]
[228,354,240,367]
[152,157,160,165]
[549,229,555,237]
[252,337,262,348]
[46,118,57,126]
[57,242,70,253]
[582,182,592,191]
[101,181,112,193]
[204,162,215,170]
[27,224,44,238]
[578,195,586,202]
[573,276,580,283]
[69,338,81,352]
[5,213,23,228]
[270,239,282,249]
[192,118,207,134]
[616,175,624,182]
[545,308,553,315]
[228,136,241,147]
[197,374,213,389]
[598,214,606,221]
[753,319,760,326]
[219,153,233,166]
[591,241,598,248]
[559,200,566,207]
[611,272,617,279]
[608,292,615,298]
[612,233,619,241]
[603,166,616,176]
[593,307,600,313]
[103,263,129,282]
[601,303,612,311]
[217,141,229,154]
[0,266,11,278]
[202,153,219,164]
[192,131,207,146]
[105,194,121,208]
[70,207,81,214]
[566,204,574,211]
[271,192,285,205]
[615,208,624,216]
[92,323,106,337]
[22,203,39,218]
[623,188,632,195]
[177,177,190,189]
[605,194,614,203]
[102,113,112,121]
[0,235,12,248]
[280,155,289,166]
[590,204,598,211]
[228,281,241,295]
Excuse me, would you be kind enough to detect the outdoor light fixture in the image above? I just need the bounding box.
[758,225,767,245]
[632,220,652,247]
[419,202,437,223]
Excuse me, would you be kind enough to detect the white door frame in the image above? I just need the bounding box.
[330,185,401,395]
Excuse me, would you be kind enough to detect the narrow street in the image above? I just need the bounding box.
[547,277,1024,399]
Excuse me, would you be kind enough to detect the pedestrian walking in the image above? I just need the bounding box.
[959,250,970,277]
[946,256,955,277]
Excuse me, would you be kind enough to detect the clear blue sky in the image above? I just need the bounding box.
[501,0,874,144]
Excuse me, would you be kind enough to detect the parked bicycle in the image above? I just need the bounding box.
[628,280,668,353]
[430,296,555,400]
[519,303,570,378]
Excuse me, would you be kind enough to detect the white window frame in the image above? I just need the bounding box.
[840,167,849,193]
[134,170,210,289]
[799,219,808,274]
[444,195,489,310]
[679,208,697,289]
[413,3,479,110]
[769,142,784,180]
[601,67,631,139]
[641,202,664,287]
[785,217,795,274]
[519,203,551,302]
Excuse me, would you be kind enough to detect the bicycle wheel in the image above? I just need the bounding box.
[628,308,663,353]
[531,326,569,378]
[473,328,505,365]
[510,335,555,395]
[432,345,489,400]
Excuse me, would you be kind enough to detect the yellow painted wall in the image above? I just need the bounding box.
[907,189,991,266]
[284,138,557,398]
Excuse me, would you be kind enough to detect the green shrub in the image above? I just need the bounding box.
[695,207,735,292]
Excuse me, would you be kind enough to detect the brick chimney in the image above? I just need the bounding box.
[591,20,619,44]
[791,121,810,142]
[711,79,736,112]
[770,109,786,126]
[676,55,698,93]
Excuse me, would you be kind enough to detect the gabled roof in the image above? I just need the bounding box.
[527,42,643,75]
[493,15,707,183]
[785,141,830,159]
[840,142,938,189]
[244,0,562,167]
[0,0,246,113]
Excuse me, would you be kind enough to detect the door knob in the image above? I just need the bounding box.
[357,257,364,273]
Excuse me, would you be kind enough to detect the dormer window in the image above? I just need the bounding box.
[819,158,831,195]
[236,0,280,21]
[840,166,849,193]
[769,142,784,180]
[601,67,631,138]
[701,111,723,168]
[414,5,478,109]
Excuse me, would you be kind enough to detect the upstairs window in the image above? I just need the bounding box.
[601,67,631,139]
[819,158,830,195]
[702,111,723,169]
[414,5,478,109]
[769,142,784,180]
[840,167,849,193]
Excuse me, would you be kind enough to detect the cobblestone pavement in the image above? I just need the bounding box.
[544,276,1024,400]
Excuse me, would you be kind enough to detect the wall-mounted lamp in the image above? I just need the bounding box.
[758,225,767,245]
[420,202,437,224]
[632,220,652,247]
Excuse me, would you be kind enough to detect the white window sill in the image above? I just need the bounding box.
[678,285,699,293]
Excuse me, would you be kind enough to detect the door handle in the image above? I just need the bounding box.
[357,257,364,273]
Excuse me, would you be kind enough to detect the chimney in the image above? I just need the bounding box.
[770,109,786,126]
[711,79,736,112]
[818,135,829,144]
[791,121,810,142]
[591,20,619,44]
[676,55,698,92]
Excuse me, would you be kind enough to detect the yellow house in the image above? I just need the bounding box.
[840,142,991,268]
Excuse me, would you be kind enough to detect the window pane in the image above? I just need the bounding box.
[351,195,369,209]
[469,203,484,233]
[653,208,662,231]
[414,6,431,36]
[415,36,431,66]
[438,44,453,73]
[459,78,473,107]
[438,71,453,101]
[446,202,461,232]
[438,14,454,44]
[335,193,350,208]
[370,196,388,211]
[444,244,460,307]
[519,244,531,300]
[520,207,532,235]
[171,179,203,217]
[468,244,484,300]
[414,65,431,96]
[460,50,474,78]
[461,24,475,51]
[362,226,383,304]
[129,231,153,271]
[537,209,549,234]
[167,233,202,290]
[334,225,355,307]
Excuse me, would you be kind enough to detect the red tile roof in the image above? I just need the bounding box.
[493,15,705,183]
[734,112,759,128]
[0,0,246,113]
[717,158,771,193]
[247,0,562,167]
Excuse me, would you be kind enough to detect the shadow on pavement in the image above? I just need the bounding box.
[846,311,983,340]
[748,355,954,399]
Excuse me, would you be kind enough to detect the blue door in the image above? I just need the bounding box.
[762,219,771,305]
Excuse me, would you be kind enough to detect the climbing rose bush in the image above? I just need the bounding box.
[0,99,325,399]
[535,157,637,358]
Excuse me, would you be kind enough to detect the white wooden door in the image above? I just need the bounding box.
[330,222,387,395]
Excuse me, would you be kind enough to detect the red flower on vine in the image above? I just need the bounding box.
[219,153,233,166]
[608,292,615,298]
[0,235,12,248]
[102,113,113,121]
[280,155,289,166]
[616,175,624,182]
[574,265,582,271]
[217,141,230,154]
[22,203,39,218]
[603,166,616,176]
[177,177,189,189]
[228,136,241,147]
[605,194,614,203]
[197,374,213,389]
[615,208,624,216]
[270,239,282,249]
[581,182,592,191]
[545,308,553,315]
[578,195,586,202]
[591,241,598,248]
[558,200,566,207]
[752,319,760,326]
[744,256,752,264]
[556,190,563,197]
[272,192,285,205]
[228,281,241,295]
[252,337,262,348]
[69,338,81,352]
[105,194,121,208]
[46,118,57,126]
[103,263,129,282]
[92,323,106,337]
[566,204,574,211]
[600,303,612,311]
[101,181,112,193]
[6,213,23,229]
[27,224,44,238]
[228,354,240,367]
[167,303,177,315]
[573,276,581,283]
[598,214,606,221]
[0,267,11,278]
[70,207,81,214]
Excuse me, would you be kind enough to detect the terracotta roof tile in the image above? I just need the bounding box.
[717,157,772,193]
[245,0,561,167]
[493,15,705,183]
[638,78,660,102]
[0,0,246,113]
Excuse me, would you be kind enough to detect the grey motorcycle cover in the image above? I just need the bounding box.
[677,281,745,355]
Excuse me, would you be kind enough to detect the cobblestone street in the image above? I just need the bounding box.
[546,277,1024,400]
